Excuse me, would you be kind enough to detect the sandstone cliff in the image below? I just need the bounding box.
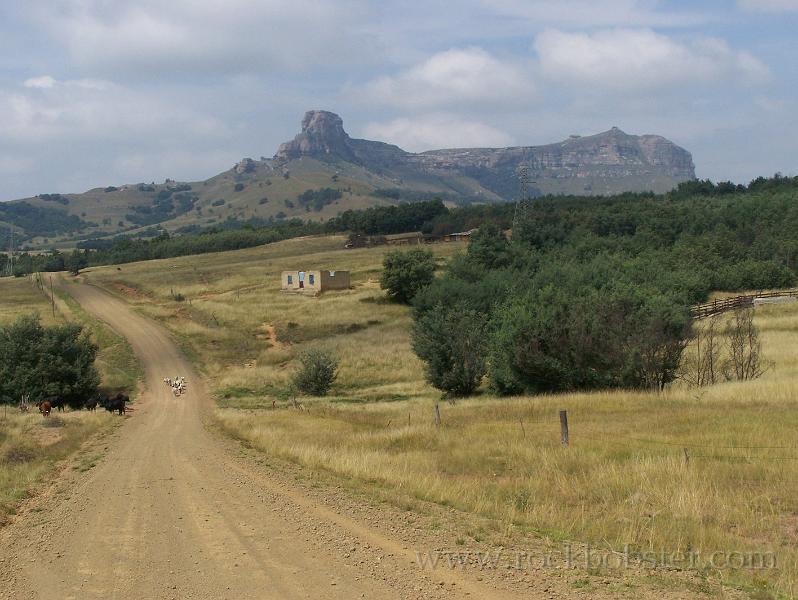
[275,110,695,197]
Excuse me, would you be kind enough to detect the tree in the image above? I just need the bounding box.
[466,223,510,269]
[679,314,723,387]
[380,249,435,304]
[412,305,488,397]
[292,348,339,396]
[66,250,89,275]
[0,314,99,407]
[618,294,692,391]
[723,308,767,381]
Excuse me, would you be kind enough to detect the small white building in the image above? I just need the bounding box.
[281,270,351,293]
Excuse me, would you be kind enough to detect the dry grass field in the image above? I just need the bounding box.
[86,235,465,402]
[82,237,798,598]
[0,275,139,523]
[0,409,114,524]
[0,275,61,326]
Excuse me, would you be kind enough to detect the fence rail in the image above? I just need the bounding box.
[690,290,798,319]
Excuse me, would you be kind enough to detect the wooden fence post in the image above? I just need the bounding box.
[559,410,569,447]
[683,447,690,467]
[434,403,441,427]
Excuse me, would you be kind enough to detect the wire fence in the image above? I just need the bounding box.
[572,427,798,463]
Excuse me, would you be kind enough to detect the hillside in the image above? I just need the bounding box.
[0,110,694,249]
[72,232,798,597]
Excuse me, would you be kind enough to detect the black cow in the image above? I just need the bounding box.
[84,396,102,411]
[43,395,66,412]
[101,393,127,415]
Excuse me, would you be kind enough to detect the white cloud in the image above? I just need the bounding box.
[480,0,708,28]
[0,77,229,144]
[738,0,798,11]
[27,0,378,75]
[23,75,56,89]
[362,114,513,152]
[535,29,770,91]
[357,47,535,110]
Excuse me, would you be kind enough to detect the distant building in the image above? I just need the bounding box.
[442,229,478,242]
[281,270,351,293]
[384,232,428,246]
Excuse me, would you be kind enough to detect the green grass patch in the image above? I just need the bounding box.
[55,288,143,394]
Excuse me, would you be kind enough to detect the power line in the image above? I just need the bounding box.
[574,428,798,451]
[692,454,798,462]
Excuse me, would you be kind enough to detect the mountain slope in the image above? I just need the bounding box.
[276,110,695,199]
[1,110,695,249]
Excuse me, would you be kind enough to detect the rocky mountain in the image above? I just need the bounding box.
[1,110,695,249]
[275,110,695,198]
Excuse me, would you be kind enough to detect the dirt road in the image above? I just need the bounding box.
[0,279,525,599]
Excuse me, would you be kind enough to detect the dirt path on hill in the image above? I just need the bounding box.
[0,278,531,600]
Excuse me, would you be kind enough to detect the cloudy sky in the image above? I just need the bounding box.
[1,0,796,200]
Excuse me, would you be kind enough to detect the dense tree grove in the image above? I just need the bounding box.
[329,199,449,234]
[297,187,342,212]
[408,175,798,396]
[0,315,99,407]
[0,201,93,239]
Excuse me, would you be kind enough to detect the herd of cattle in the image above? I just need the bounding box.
[31,375,188,417]
[36,392,129,417]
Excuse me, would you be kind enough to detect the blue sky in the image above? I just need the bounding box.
[0,0,796,200]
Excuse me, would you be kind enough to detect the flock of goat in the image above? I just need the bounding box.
[164,376,188,396]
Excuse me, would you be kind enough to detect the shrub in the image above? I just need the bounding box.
[234,183,245,192]
[380,249,436,304]
[0,314,99,407]
[292,349,339,396]
[412,305,487,397]
[3,442,36,464]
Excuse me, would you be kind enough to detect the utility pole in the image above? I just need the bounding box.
[512,165,537,234]
[513,159,537,235]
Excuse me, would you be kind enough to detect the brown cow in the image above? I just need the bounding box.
[38,400,52,417]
